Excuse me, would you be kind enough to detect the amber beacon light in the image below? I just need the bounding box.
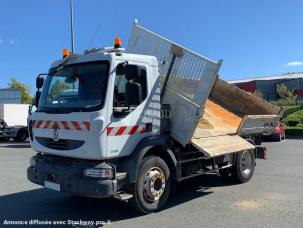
[114,37,122,48]
[62,48,70,58]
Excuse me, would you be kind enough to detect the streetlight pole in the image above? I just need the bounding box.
[70,0,75,53]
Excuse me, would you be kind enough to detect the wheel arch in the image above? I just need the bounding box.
[121,135,177,183]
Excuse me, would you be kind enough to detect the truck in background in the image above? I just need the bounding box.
[27,22,280,213]
[0,104,29,142]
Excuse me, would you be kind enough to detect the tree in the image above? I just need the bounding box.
[8,78,32,104]
[276,83,297,101]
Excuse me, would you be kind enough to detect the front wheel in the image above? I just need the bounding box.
[128,156,172,214]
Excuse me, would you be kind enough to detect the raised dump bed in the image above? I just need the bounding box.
[128,22,281,158]
[192,79,281,157]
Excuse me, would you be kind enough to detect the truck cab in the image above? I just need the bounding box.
[28,42,170,212]
[29,49,160,160]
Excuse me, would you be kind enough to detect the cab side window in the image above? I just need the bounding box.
[113,64,147,118]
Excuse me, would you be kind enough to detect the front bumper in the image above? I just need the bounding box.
[27,155,121,198]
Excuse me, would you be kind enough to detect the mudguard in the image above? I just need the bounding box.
[121,135,177,183]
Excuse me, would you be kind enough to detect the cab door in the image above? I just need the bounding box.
[106,61,153,158]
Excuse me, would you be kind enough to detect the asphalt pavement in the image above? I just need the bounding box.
[0,139,302,228]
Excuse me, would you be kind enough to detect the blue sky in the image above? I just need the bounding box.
[1,0,303,94]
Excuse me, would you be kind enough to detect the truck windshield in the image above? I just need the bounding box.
[38,61,109,113]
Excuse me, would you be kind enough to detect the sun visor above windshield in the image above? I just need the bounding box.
[48,52,114,74]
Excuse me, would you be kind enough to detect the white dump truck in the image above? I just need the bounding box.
[27,22,281,213]
[0,104,29,142]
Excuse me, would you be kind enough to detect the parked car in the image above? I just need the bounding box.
[264,122,285,141]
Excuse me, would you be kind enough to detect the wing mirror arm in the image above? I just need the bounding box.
[35,73,47,107]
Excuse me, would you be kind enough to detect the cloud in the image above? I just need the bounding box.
[285,61,303,67]
[9,39,15,45]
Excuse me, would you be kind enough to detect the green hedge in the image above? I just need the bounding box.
[282,109,303,127]
[285,127,303,135]
[270,99,303,107]
[281,106,301,117]
[297,123,303,128]
[286,110,303,122]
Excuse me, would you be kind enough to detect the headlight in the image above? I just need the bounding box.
[82,168,114,179]
[30,156,36,167]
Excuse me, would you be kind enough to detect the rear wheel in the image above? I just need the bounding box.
[232,150,255,183]
[128,156,172,214]
[219,150,255,183]
[14,129,27,142]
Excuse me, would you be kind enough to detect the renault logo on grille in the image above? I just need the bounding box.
[53,129,59,142]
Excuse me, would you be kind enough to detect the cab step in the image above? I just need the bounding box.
[113,192,133,202]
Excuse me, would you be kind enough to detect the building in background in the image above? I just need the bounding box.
[0,88,21,104]
[229,72,303,101]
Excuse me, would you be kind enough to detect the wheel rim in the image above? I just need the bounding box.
[240,151,253,178]
[143,167,166,202]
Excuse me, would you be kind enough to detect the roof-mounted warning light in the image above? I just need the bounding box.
[114,37,122,49]
[62,48,70,58]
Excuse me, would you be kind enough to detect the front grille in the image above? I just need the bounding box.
[35,137,84,150]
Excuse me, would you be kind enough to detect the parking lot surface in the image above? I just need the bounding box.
[0,139,302,228]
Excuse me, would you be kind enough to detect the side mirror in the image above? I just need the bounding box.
[35,91,41,107]
[36,76,44,89]
[126,82,142,106]
[125,65,142,80]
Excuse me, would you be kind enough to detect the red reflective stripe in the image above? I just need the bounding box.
[36,120,43,128]
[115,126,127,136]
[83,121,90,130]
[53,122,59,130]
[107,127,113,136]
[140,127,145,134]
[44,120,51,129]
[128,125,139,135]
[32,120,36,127]
[72,121,81,131]
[61,121,70,130]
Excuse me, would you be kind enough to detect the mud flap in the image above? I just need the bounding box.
[255,146,267,160]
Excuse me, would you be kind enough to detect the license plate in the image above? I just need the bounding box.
[44,181,60,191]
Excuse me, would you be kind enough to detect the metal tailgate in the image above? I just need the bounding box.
[237,115,280,136]
[191,135,255,158]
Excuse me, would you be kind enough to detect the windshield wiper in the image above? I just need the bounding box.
[39,106,73,114]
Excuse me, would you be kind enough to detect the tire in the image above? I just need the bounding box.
[14,129,28,142]
[232,150,255,183]
[128,156,172,214]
